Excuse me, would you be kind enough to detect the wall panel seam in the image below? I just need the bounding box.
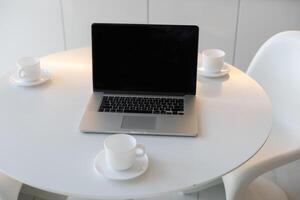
[232,0,241,65]
[147,0,150,24]
[59,0,67,50]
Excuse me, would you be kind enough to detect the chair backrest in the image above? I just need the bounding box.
[247,31,300,130]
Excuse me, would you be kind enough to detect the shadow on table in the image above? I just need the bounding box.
[197,74,230,98]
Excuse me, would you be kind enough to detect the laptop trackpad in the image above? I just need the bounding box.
[121,116,156,130]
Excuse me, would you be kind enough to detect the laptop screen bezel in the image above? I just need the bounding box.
[91,23,199,96]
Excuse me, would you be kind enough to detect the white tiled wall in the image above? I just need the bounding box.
[149,0,239,64]
[61,0,148,49]
[234,0,300,71]
[0,0,65,75]
[1,1,300,199]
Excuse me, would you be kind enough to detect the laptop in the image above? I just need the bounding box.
[80,23,199,136]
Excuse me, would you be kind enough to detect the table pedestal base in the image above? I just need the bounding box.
[182,178,222,194]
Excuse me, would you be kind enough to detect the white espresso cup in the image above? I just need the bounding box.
[17,57,41,82]
[104,134,146,171]
[202,49,225,73]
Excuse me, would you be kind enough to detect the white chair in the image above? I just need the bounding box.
[0,172,22,200]
[222,31,300,200]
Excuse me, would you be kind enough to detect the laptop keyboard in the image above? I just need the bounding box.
[99,96,184,115]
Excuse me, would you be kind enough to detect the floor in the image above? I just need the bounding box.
[18,185,67,200]
[18,183,226,200]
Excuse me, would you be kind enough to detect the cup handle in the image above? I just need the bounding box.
[135,144,145,157]
[18,69,26,79]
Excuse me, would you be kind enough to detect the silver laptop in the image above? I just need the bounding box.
[80,23,199,136]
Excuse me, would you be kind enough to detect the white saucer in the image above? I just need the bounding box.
[198,64,230,78]
[10,69,51,86]
[94,150,149,181]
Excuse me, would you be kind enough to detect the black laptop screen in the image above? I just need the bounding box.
[92,23,199,95]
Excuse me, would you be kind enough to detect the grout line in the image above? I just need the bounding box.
[147,0,150,24]
[59,0,67,50]
[232,0,241,65]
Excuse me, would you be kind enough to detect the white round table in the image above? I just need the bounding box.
[0,48,272,199]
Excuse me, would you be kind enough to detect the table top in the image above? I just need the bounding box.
[0,48,272,199]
